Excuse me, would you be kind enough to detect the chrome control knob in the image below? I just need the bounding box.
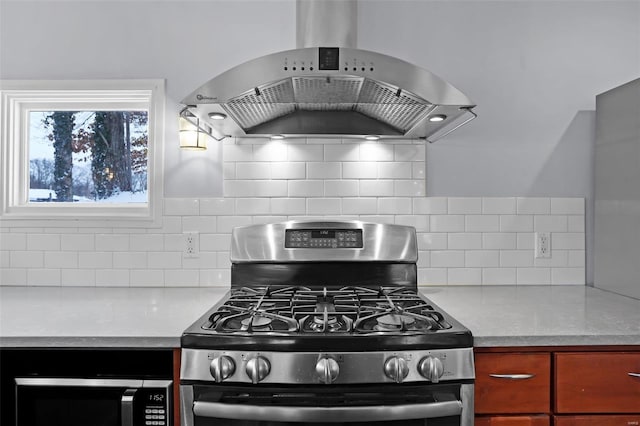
[384,356,410,383]
[418,356,444,383]
[246,356,270,384]
[315,357,339,384]
[209,355,236,382]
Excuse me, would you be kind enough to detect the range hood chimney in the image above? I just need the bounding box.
[180,0,476,142]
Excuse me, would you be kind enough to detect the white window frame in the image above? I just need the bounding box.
[0,80,164,227]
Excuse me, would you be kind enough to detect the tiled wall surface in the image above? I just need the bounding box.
[0,138,585,287]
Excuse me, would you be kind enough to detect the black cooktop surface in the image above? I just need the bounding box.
[181,286,473,351]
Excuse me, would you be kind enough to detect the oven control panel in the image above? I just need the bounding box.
[285,229,363,248]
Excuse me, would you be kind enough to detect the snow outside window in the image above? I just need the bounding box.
[0,80,164,226]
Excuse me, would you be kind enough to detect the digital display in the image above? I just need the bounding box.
[312,230,335,238]
[148,393,164,402]
[285,229,363,248]
[319,47,340,70]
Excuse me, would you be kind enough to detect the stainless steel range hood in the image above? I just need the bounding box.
[180,0,476,142]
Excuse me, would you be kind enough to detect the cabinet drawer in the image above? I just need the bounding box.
[555,352,640,413]
[475,353,551,414]
[555,415,640,426]
[475,415,550,426]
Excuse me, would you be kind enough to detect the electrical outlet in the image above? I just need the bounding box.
[183,232,199,258]
[535,232,551,259]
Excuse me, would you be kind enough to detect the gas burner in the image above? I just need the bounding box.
[308,315,343,333]
[375,313,416,331]
[240,315,272,330]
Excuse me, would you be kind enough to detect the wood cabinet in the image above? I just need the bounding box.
[555,352,640,413]
[475,416,550,426]
[554,415,640,426]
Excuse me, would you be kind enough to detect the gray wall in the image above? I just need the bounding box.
[2,0,640,285]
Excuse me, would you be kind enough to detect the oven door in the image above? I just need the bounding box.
[181,383,473,426]
[15,378,172,426]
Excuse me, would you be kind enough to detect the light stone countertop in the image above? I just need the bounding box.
[1,285,639,348]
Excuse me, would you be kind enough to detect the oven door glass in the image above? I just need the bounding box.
[188,384,466,426]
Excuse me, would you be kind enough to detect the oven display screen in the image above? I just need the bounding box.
[285,229,363,248]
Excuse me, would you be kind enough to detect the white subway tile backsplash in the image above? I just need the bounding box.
[147,252,182,269]
[251,216,288,225]
[395,215,429,232]
[394,144,425,161]
[394,180,425,196]
[431,251,465,267]
[130,234,164,251]
[500,215,534,232]
[307,198,341,215]
[551,198,584,215]
[417,233,448,250]
[182,216,218,234]
[271,198,306,215]
[1,268,27,285]
[500,250,533,267]
[271,162,306,179]
[534,216,567,232]
[216,252,231,269]
[325,180,359,197]
[418,268,447,285]
[200,269,231,287]
[448,268,482,285]
[164,198,199,216]
[130,269,164,287]
[165,269,199,287]
[27,234,61,251]
[343,162,378,179]
[465,250,500,267]
[79,252,112,269]
[288,144,324,162]
[552,268,585,285]
[417,251,430,268]
[224,180,256,197]
[253,142,288,161]
[289,180,324,197]
[413,197,447,214]
[113,252,147,269]
[61,269,95,286]
[482,268,516,285]
[534,250,568,267]
[216,216,253,233]
[0,233,26,250]
[482,197,516,214]
[236,162,271,179]
[568,250,586,267]
[0,250,9,268]
[412,163,425,179]
[325,145,359,162]
[483,233,517,250]
[236,198,271,215]
[11,251,44,268]
[465,215,499,232]
[517,267,551,285]
[254,180,288,197]
[448,233,482,250]
[360,143,394,161]
[200,234,232,252]
[378,198,412,214]
[45,252,78,269]
[342,198,378,215]
[517,197,550,214]
[96,269,129,287]
[567,215,585,232]
[223,163,236,179]
[95,234,129,251]
[430,215,465,232]
[448,198,481,214]
[28,269,61,286]
[360,215,395,224]
[307,162,341,179]
[360,180,394,197]
[553,233,585,249]
[200,198,235,215]
[378,162,412,179]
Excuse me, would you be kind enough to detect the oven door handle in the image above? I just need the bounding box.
[121,388,138,426]
[192,400,463,422]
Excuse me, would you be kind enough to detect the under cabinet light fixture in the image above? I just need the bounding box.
[270,134,285,140]
[179,107,219,150]
[208,112,227,120]
[364,135,380,141]
[428,114,447,122]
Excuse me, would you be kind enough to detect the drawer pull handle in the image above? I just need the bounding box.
[629,372,640,378]
[489,374,535,380]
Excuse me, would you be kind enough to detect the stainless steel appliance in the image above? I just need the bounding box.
[15,378,172,426]
[181,221,475,426]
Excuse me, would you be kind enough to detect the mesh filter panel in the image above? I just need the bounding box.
[224,79,295,130]
[355,79,432,133]
[292,76,363,106]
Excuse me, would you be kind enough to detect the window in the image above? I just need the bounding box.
[0,80,164,225]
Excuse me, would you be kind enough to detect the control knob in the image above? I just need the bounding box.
[246,356,270,384]
[418,356,444,383]
[384,356,409,383]
[209,355,235,382]
[315,357,339,384]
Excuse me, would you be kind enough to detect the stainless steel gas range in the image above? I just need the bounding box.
[180,221,475,426]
